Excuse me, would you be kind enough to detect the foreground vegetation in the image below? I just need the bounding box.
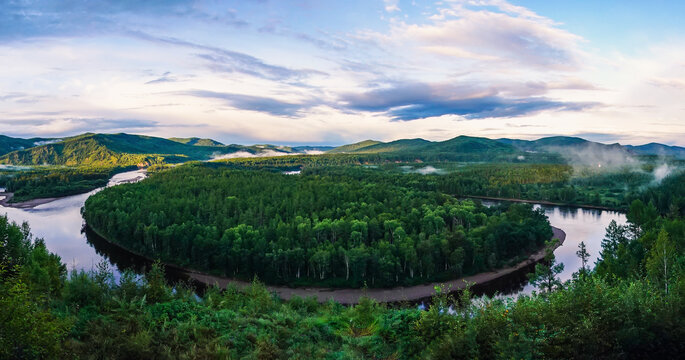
[2,191,684,358]
[84,164,552,287]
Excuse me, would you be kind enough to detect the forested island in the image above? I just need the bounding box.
[84,164,552,288]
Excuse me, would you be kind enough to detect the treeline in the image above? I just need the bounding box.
[629,170,685,217]
[84,164,552,287]
[218,158,657,210]
[0,166,133,202]
[429,163,651,209]
[2,211,683,358]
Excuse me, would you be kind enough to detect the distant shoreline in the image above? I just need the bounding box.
[0,169,146,210]
[461,195,622,212]
[87,223,565,305]
[0,192,60,209]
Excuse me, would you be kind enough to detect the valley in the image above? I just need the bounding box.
[1,132,683,359]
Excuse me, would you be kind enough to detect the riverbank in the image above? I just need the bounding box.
[87,223,565,305]
[462,195,621,212]
[0,169,147,210]
[0,191,60,209]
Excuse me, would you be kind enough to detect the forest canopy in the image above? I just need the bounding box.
[83,164,553,287]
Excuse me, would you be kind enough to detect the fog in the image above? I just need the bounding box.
[652,163,674,183]
[401,165,445,175]
[552,144,639,170]
[211,150,294,160]
[33,139,62,146]
[552,144,682,185]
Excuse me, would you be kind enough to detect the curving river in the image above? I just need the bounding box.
[0,170,626,300]
[0,170,147,280]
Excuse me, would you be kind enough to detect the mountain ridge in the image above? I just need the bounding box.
[1,133,683,166]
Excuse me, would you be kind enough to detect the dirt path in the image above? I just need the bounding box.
[0,192,59,209]
[184,227,565,304]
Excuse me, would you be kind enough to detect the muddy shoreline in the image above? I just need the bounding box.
[87,224,565,305]
[0,192,60,209]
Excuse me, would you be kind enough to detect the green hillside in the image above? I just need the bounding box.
[0,135,55,156]
[350,138,431,153]
[431,135,516,154]
[626,143,685,159]
[169,137,224,147]
[0,133,224,167]
[500,136,628,154]
[331,136,516,155]
[327,140,381,153]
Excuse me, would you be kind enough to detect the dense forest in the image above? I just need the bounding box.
[3,195,683,358]
[630,170,685,217]
[432,163,655,209]
[84,164,552,287]
[211,156,674,211]
[0,166,130,202]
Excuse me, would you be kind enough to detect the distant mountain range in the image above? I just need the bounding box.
[330,135,685,159]
[0,132,683,167]
[0,135,56,155]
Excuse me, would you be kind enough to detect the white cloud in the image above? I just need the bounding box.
[0,0,683,147]
[383,0,401,12]
[381,1,583,71]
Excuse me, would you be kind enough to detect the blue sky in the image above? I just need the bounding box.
[1,0,684,146]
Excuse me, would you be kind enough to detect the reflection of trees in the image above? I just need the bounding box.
[555,206,579,219]
[84,226,193,287]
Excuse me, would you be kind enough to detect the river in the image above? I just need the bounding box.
[0,170,147,280]
[0,170,626,298]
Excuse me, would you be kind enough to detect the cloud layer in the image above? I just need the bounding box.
[0,0,684,146]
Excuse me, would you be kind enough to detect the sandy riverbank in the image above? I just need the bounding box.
[0,192,60,209]
[88,222,565,305]
[186,227,565,304]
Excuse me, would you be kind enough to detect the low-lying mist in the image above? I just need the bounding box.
[211,150,295,160]
[553,144,639,171]
[555,144,681,185]
[400,165,445,175]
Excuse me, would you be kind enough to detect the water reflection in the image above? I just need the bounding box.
[85,226,195,286]
[2,179,625,298]
[0,170,146,279]
[475,201,626,297]
[537,205,626,288]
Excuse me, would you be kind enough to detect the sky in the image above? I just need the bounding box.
[1,0,684,146]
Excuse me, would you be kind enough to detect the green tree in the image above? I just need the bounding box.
[646,228,677,294]
[528,244,564,293]
[576,241,590,276]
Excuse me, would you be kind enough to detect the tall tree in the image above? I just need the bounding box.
[646,229,677,294]
[528,244,564,293]
[576,241,590,276]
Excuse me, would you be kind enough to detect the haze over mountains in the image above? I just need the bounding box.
[0,132,683,167]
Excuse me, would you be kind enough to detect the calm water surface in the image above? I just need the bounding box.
[1,175,625,296]
[0,170,146,278]
[474,201,626,296]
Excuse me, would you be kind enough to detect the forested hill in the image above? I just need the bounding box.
[625,142,685,158]
[498,136,685,159]
[326,140,381,153]
[2,132,684,167]
[84,164,553,288]
[0,135,55,156]
[324,135,542,162]
[328,136,513,155]
[327,135,685,160]
[168,137,224,147]
[0,133,242,167]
